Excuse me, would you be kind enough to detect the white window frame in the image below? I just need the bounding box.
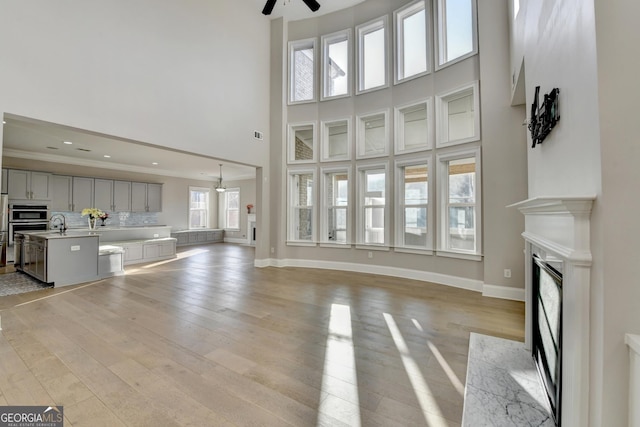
[356,161,389,249]
[394,98,433,154]
[437,146,482,260]
[320,166,351,247]
[394,0,430,84]
[288,38,317,105]
[288,121,317,164]
[356,109,390,160]
[434,0,478,70]
[435,81,480,147]
[287,168,317,246]
[395,156,433,253]
[188,186,210,229]
[356,16,389,95]
[222,188,240,231]
[321,118,352,162]
[321,29,352,101]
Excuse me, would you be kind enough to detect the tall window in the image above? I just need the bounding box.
[189,187,210,229]
[395,1,428,83]
[357,16,388,93]
[289,38,316,104]
[224,188,240,230]
[396,159,430,251]
[288,169,316,243]
[321,168,350,244]
[436,82,480,147]
[438,148,481,256]
[322,30,350,100]
[436,0,477,68]
[357,164,388,246]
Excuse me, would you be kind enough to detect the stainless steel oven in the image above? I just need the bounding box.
[8,204,49,245]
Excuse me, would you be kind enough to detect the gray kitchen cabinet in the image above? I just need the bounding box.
[8,169,52,201]
[172,229,224,246]
[131,182,162,212]
[1,168,7,194]
[113,180,131,211]
[94,179,114,211]
[143,239,176,259]
[131,182,147,212]
[72,176,94,212]
[51,175,73,211]
[121,242,144,264]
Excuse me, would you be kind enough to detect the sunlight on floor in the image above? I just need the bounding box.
[317,303,361,427]
[413,318,465,396]
[384,313,447,427]
[126,248,211,274]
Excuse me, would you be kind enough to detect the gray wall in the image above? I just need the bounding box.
[269,0,527,289]
[218,178,257,242]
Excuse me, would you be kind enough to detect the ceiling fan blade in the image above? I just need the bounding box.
[301,0,321,12]
[262,0,277,15]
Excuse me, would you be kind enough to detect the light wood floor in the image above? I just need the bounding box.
[0,244,524,426]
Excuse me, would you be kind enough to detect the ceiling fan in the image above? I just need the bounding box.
[262,0,321,15]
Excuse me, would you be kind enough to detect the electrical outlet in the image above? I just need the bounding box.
[153,234,159,238]
[368,251,373,259]
[71,245,80,251]
[504,269,512,278]
[271,247,275,254]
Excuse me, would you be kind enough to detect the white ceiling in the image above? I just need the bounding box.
[2,115,256,182]
[255,0,365,20]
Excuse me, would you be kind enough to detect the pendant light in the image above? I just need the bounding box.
[215,164,226,193]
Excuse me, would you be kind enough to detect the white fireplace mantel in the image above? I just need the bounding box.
[510,195,595,427]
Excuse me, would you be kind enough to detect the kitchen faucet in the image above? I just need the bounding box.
[50,214,67,234]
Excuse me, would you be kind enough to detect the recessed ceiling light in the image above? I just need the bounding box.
[104,155,111,158]
[2,121,5,125]
[152,162,159,165]
[63,141,73,145]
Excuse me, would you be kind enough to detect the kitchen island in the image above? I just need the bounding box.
[15,225,177,286]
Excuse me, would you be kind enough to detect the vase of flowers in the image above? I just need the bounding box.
[247,204,254,214]
[99,212,109,226]
[82,208,104,230]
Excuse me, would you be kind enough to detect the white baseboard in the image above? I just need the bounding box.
[254,257,484,293]
[482,284,525,301]
[224,237,248,244]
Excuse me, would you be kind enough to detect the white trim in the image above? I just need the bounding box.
[434,0,478,70]
[356,109,390,159]
[224,237,246,244]
[321,28,352,101]
[255,258,483,293]
[435,81,481,148]
[394,156,433,251]
[482,284,525,301]
[436,249,482,261]
[394,98,433,154]
[287,167,317,243]
[354,244,389,251]
[288,37,317,105]
[627,334,640,427]
[394,0,430,84]
[320,166,351,245]
[356,15,390,95]
[356,161,389,246]
[320,118,352,162]
[287,121,317,164]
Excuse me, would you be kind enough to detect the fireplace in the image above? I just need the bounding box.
[532,254,563,425]
[510,196,594,427]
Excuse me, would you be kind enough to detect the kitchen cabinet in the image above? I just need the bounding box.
[8,169,52,201]
[131,182,163,212]
[121,242,144,264]
[94,179,114,211]
[1,168,7,194]
[72,177,94,212]
[113,180,131,211]
[171,229,224,246]
[143,239,176,260]
[51,175,73,211]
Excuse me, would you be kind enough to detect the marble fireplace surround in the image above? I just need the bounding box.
[510,196,595,427]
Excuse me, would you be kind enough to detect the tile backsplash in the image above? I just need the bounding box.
[52,211,159,228]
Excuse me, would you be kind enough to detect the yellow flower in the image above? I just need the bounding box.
[81,208,104,219]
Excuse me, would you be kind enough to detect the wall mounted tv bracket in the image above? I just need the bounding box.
[528,86,560,148]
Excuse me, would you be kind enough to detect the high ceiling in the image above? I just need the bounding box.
[2,115,256,182]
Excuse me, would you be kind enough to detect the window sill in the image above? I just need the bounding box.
[286,241,317,247]
[394,247,434,256]
[224,228,240,232]
[319,242,352,249]
[355,244,389,251]
[436,250,483,262]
